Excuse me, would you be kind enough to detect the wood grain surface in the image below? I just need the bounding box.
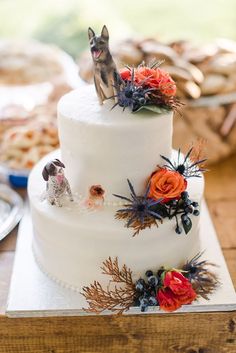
[0,155,236,353]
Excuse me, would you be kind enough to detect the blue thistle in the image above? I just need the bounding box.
[160,147,207,179]
[113,179,163,236]
[182,252,219,299]
[110,67,155,112]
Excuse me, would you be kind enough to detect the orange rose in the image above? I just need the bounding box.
[149,168,187,202]
[157,272,197,312]
[158,74,177,96]
[120,68,132,81]
[135,67,176,96]
[176,286,197,305]
[119,66,176,97]
[157,288,181,312]
[164,271,194,296]
[135,67,160,85]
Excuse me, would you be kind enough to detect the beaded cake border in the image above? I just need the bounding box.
[32,244,82,294]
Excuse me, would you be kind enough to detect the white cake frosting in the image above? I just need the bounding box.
[28,85,204,293]
[58,85,173,201]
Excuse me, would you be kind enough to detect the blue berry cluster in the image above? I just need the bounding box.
[134,269,164,312]
[151,191,200,235]
[172,191,200,235]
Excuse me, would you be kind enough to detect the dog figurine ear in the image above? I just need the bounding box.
[101,25,109,40]
[42,166,49,181]
[88,27,95,40]
[54,159,65,168]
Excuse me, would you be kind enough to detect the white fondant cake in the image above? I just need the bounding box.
[29,149,203,290]
[28,84,204,292]
[58,85,173,200]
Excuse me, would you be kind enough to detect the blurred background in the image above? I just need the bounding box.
[1,0,236,57]
[1,0,236,186]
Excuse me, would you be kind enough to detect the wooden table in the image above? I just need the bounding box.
[0,155,236,353]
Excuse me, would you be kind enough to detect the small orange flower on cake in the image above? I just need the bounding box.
[119,66,176,97]
[148,168,187,202]
[84,185,105,209]
[157,270,197,312]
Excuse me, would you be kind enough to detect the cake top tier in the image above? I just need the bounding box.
[58,85,171,126]
[57,85,173,200]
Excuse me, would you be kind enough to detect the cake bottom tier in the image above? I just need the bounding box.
[28,150,204,291]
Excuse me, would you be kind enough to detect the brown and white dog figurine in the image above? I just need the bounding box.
[42,159,73,207]
[88,25,119,104]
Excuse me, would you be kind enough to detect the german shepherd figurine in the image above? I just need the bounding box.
[88,25,119,104]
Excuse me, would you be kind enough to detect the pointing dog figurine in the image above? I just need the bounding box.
[88,25,120,104]
[42,159,73,207]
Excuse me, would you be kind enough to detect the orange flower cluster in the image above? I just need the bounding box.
[157,271,197,312]
[120,66,176,97]
[148,168,187,203]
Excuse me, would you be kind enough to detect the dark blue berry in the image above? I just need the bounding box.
[183,217,191,226]
[181,214,188,222]
[181,191,189,200]
[147,275,158,287]
[185,206,193,214]
[192,201,199,208]
[145,270,153,278]
[139,297,149,312]
[175,226,182,234]
[193,209,200,216]
[139,97,146,104]
[135,278,145,292]
[149,296,158,306]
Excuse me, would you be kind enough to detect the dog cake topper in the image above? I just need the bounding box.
[42,158,73,207]
[88,25,120,105]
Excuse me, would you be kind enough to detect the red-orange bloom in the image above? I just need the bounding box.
[119,68,132,81]
[119,66,176,97]
[164,271,193,295]
[157,271,197,312]
[149,168,187,202]
[176,286,197,305]
[157,288,181,312]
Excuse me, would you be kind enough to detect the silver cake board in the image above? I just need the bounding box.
[6,200,236,318]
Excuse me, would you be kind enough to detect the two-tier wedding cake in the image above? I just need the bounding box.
[28,26,218,314]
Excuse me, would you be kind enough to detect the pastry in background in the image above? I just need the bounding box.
[0,39,81,172]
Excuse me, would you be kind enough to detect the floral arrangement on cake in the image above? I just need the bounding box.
[112,61,183,113]
[88,26,181,113]
[82,252,219,314]
[113,145,207,236]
